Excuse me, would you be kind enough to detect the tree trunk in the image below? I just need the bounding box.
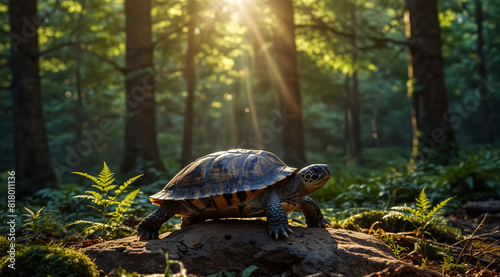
[405,0,457,164]
[350,4,363,163]
[270,0,306,166]
[343,76,352,157]
[474,0,493,144]
[9,0,56,195]
[181,0,197,167]
[74,0,86,185]
[121,0,164,173]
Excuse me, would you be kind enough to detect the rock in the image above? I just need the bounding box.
[82,220,429,276]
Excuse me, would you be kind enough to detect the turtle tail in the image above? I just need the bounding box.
[137,205,176,240]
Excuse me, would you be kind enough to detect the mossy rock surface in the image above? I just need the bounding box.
[0,243,98,277]
[341,210,463,243]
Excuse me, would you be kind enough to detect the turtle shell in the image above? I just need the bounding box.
[150,149,297,212]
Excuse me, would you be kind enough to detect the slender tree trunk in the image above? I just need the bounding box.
[405,0,457,164]
[74,0,86,185]
[350,4,363,163]
[343,76,352,157]
[181,0,197,167]
[9,0,56,195]
[474,0,493,144]
[122,0,164,173]
[270,0,306,166]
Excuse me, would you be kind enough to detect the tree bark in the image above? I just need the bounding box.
[270,0,306,166]
[343,76,352,157]
[121,0,164,173]
[74,0,86,185]
[350,4,363,163]
[181,0,197,167]
[405,0,457,164]
[474,0,493,144]
[9,0,56,195]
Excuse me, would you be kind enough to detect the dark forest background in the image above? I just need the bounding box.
[1,0,499,201]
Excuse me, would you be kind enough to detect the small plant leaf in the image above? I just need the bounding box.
[72,171,99,184]
[241,265,259,277]
[23,207,36,217]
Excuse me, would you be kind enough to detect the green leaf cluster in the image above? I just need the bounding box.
[402,186,455,227]
[66,162,143,240]
[23,206,53,240]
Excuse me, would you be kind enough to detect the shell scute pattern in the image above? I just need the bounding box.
[150,150,297,215]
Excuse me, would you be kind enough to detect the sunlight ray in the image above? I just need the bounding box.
[236,1,301,114]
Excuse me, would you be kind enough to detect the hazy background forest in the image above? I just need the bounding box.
[1,0,500,205]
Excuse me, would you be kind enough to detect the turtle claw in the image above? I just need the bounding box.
[269,225,293,240]
[319,218,330,228]
[137,229,159,240]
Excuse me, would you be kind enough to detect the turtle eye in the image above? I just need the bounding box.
[312,166,322,173]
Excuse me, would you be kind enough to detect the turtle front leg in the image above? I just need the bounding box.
[137,206,175,240]
[299,196,330,228]
[266,191,293,240]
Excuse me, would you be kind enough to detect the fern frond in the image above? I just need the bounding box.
[104,185,117,193]
[119,188,141,208]
[74,195,97,201]
[98,162,115,186]
[35,206,45,216]
[87,205,103,214]
[23,207,35,217]
[428,196,455,219]
[416,186,431,212]
[85,190,104,203]
[116,174,143,195]
[72,172,99,184]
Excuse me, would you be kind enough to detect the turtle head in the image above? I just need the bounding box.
[296,164,330,195]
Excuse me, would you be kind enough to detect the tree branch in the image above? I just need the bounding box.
[152,21,189,48]
[38,41,76,57]
[295,23,411,48]
[38,0,61,24]
[87,50,127,74]
[296,3,412,49]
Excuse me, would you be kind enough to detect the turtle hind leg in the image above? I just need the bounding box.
[299,196,330,228]
[180,217,205,228]
[137,205,177,240]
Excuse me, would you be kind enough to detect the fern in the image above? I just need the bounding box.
[23,206,52,240]
[400,186,455,226]
[389,186,455,259]
[64,162,143,240]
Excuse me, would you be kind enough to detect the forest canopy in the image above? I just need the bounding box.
[0,0,499,192]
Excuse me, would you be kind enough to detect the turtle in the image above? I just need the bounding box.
[137,149,331,240]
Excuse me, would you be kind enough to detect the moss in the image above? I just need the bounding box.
[340,210,386,230]
[0,237,10,254]
[0,243,98,277]
[340,210,463,243]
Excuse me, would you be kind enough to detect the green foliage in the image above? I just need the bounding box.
[66,162,143,240]
[23,206,52,240]
[388,187,454,229]
[380,234,408,259]
[161,250,187,277]
[207,265,259,277]
[0,237,9,254]
[386,186,457,259]
[441,248,468,273]
[0,243,98,277]
[401,186,454,227]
